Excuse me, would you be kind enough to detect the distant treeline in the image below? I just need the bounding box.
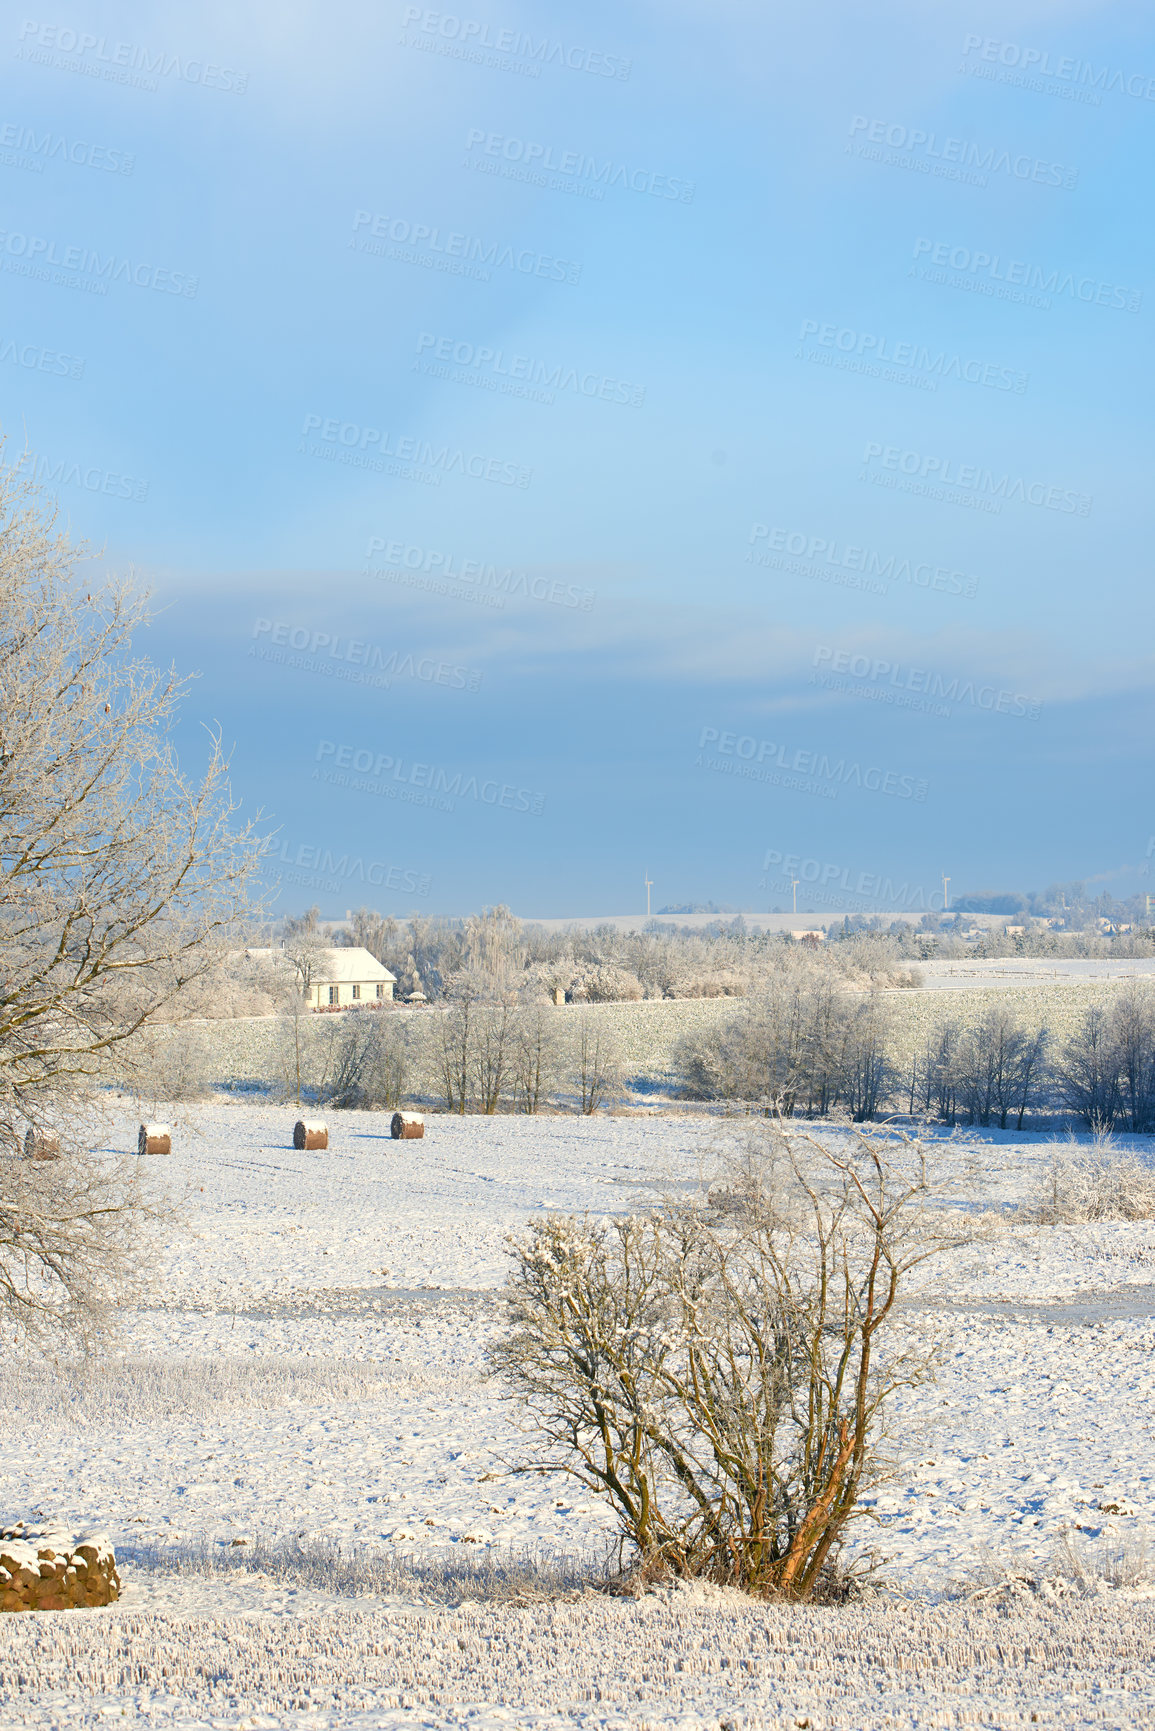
[676,970,1155,1132]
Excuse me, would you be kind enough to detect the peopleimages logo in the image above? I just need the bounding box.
[811,647,1041,720]
[860,442,1092,517]
[464,129,695,201]
[0,228,197,296]
[846,115,1078,189]
[399,7,631,79]
[16,21,248,92]
[910,239,1141,314]
[315,740,546,816]
[260,837,430,898]
[760,850,942,911]
[0,334,84,378]
[300,415,532,489]
[250,619,483,693]
[960,35,1155,102]
[414,332,644,407]
[747,525,979,598]
[696,727,928,802]
[12,449,147,501]
[797,319,1027,393]
[0,121,134,173]
[351,210,581,285]
[366,538,596,612]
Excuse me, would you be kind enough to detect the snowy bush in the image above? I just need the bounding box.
[1032,1132,1155,1223]
[493,1121,954,1600]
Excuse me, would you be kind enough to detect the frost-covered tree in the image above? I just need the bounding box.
[0,470,259,1342]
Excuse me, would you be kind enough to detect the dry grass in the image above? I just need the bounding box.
[124,1531,618,1605]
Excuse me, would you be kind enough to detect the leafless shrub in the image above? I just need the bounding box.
[1032,1130,1155,1223]
[492,1121,955,1600]
[272,1011,411,1111]
[320,1016,411,1111]
[571,963,644,1003]
[1051,1529,1154,1593]
[122,1024,215,1105]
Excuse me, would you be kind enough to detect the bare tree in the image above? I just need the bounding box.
[0,469,258,1343]
[1108,984,1155,1133]
[928,1022,960,1124]
[511,1006,558,1114]
[841,996,894,1123]
[473,1000,514,1114]
[1059,1003,1122,1129]
[280,908,327,999]
[492,1121,956,1599]
[576,1017,619,1114]
[948,1007,1029,1129]
[434,978,478,1114]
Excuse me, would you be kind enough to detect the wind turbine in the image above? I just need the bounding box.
[644,872,653,917]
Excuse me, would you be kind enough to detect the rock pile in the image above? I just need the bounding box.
[0,1524,120,1611]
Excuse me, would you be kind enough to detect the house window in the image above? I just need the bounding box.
[352,984,361,1000]
[328,985,338,1006]
[376,984,384,999]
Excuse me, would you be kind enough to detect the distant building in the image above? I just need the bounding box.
[306,947,396,1009]
[244,945,396,1010]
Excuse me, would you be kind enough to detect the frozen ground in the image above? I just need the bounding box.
[2,1100,1155,1727]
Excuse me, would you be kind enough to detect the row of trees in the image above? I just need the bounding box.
[289,901,1155,1014]
[274,967,1155,1132]
[286,903,918,1007]
[678,978,1155,1132]
[277,996,622,1117]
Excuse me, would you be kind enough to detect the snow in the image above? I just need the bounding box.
[914,957,1155,990]
[0,1098,1154,1727]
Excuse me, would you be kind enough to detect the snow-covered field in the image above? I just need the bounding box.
[914,958,1155,991]
[3,1100,1155,1728]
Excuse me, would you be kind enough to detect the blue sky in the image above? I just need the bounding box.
[3,0,1152,916]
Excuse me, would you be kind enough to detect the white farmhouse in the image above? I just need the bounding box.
[306,947,396,1009]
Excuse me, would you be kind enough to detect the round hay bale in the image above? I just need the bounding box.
[22,1131,60,1161]
[390,1112,424,1140]
[138,1123,171,1156]
[294,1118,329,1151]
